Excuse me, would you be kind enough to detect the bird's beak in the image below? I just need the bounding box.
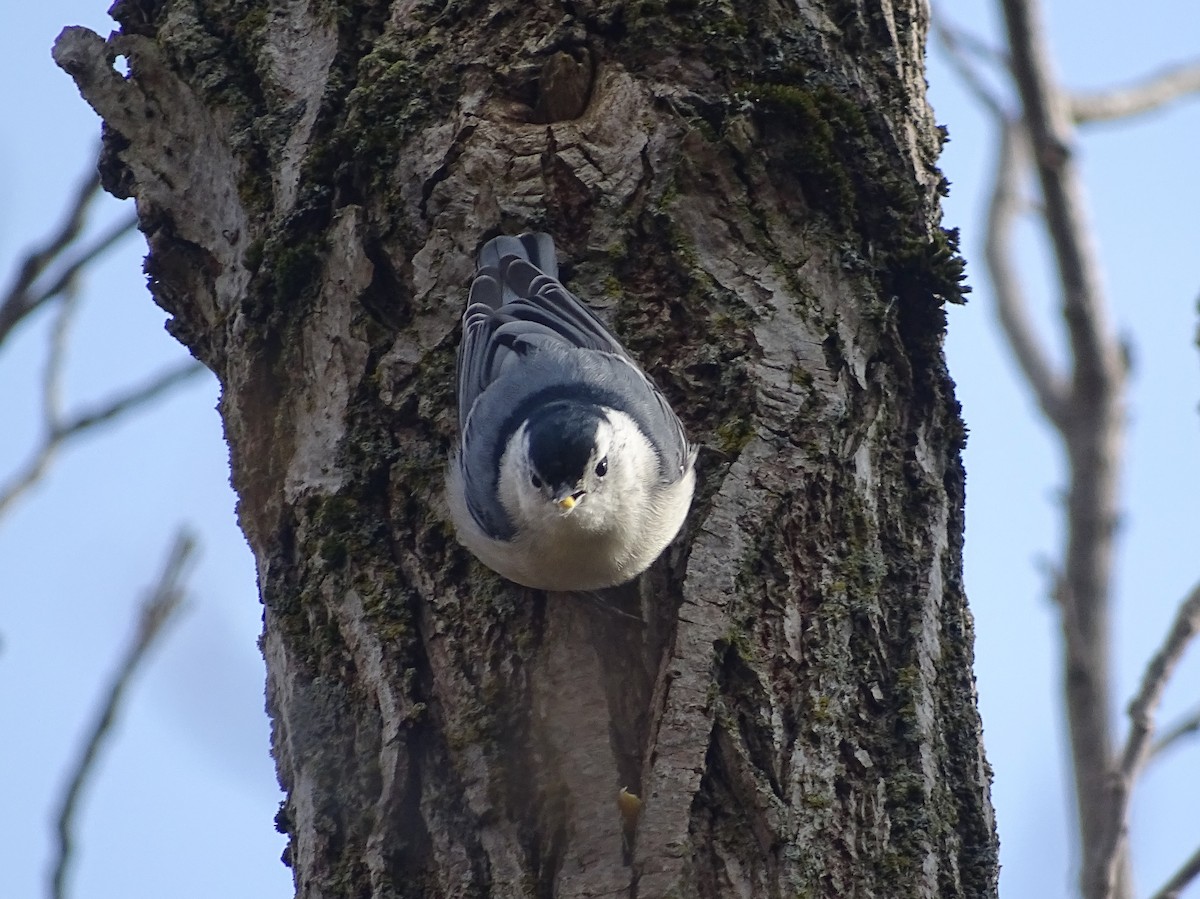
[555,490,586,511]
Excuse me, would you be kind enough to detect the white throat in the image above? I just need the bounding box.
[486,408,685,589]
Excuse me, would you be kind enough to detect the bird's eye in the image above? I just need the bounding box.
[531,474,542,489]
[595,457,608,477]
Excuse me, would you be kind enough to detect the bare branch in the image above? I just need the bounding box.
[999,2,1129,897]
[0,360,207,518]
[985,119,1070,424]
[48,530,196,899]
[933,10,1011,71]
[1071,60,1200,124]
[1150,703,1200,761]
[55,360,206,436]
[0,295,88,517]
[0,450,58,520]
[1000,0,1124,403]
[1121,583,1200,777]
[5,169,102,304]
[44,293,80,434]
[1090,583,1200,899]
[1149,843,1200,899]
[0,157,139,349]
[23,212,139,317]
[933,15,1011,118]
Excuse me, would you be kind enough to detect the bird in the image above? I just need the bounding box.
[446,233,696,591]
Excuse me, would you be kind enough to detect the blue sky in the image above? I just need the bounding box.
[2,2,1197,898]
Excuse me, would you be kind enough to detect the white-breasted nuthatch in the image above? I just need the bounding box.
[446,233,696,591]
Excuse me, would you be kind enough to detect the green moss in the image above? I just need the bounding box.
[790,365,814,389]
[602,274,624,299]
[893,663,924,735]
[363,585,411,643]
[808,694,832,723]
[443,693,493,751]
[243,236,265,273]
[312,494,358,532]
[336,32,456,193]
[625,0,754,75]
[802,791,832,810]
[723,622,755,661]
[274,238,326,305]
[887,226,970,306]
[881,767,936,882]
[319,538,348,568]
[843,544,886,595]
[715,416,754,454]
[236,168,274,219]
[740,69,970,382]
[743,83,859,231]
[231,4,268,43]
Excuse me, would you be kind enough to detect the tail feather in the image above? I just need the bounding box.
[477,233,558,282]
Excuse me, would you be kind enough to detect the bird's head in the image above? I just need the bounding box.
[520,401,612,520]
[496,400,665,542]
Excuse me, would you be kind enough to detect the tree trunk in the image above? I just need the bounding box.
[57,0,998,896]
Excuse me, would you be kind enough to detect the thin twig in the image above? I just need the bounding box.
[1091,583,1200,899]
[4,170,102,305]
[7,292,86,511]
[0,156,137,348]
[1149,842,1200,899]
[933,10,1012,70]
[1149,703,1200,761]
[932,15,1010,118]
[56,360,206,435]
[23,213,139,320]
[984,118,1069,424]
[48,530,197,899]
[1072,60,1200,124]
[0,359,207,518]
[1121,583,1200,778]
[44,293,80,433]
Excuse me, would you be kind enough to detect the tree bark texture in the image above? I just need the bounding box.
[57,0,998,896]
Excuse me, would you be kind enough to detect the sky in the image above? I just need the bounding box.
[1,2,1197,898]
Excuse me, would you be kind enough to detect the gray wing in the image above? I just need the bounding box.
[457,234,630,429]
[455,233,693,539]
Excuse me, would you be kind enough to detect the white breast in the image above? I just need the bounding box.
[447,411,695,591]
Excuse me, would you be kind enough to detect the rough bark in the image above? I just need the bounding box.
[56,0,998,896]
